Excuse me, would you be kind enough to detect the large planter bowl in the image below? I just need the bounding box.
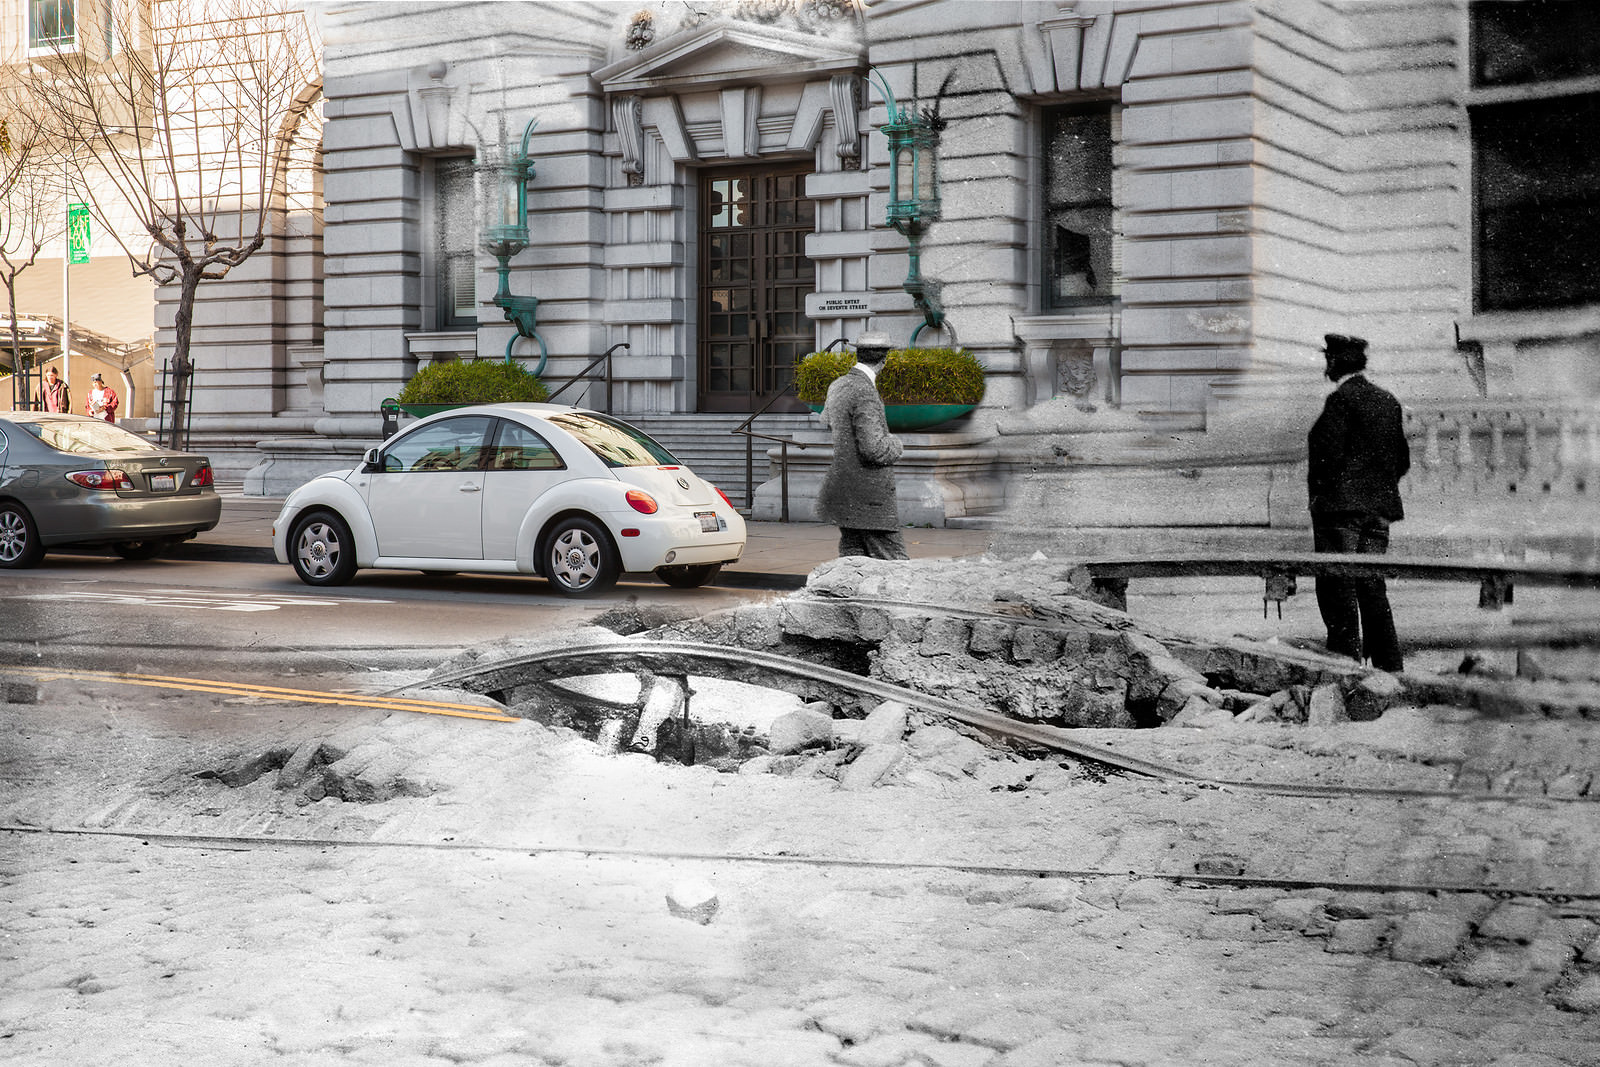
[806,402,976,432]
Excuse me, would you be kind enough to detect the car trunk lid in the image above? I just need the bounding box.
[611,465,719,509]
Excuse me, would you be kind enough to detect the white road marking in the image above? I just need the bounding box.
[9,589,390,612]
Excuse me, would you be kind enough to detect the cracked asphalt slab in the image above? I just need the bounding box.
[4,656,1600,1066]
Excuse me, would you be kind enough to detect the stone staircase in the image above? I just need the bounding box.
[622,412,818,510]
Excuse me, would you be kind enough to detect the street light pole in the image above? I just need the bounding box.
[61,159,70,409]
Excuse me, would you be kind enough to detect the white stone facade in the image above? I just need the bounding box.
[177,0,1595,540]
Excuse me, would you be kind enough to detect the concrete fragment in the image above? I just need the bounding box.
[1155,678,1223,722]
[1556,975,1600,1013]
[768,703,833,755]
[1167,696,1234,728]
[665,880,718,925]
[1307,683,1349,726]
[1234,698,1277,723]
[838,743,904,790]
[1345,671,1405,722]
[858,700,910,745]
[906,725,988,777]
[276,737,325,789]
[737,755,776,775]
[1390,911,1471,964]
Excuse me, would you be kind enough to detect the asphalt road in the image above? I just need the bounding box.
[0,551,784,675]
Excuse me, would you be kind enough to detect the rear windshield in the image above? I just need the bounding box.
[546,412,678,468]
[20,418,167,455]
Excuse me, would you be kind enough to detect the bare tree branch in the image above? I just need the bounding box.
[29,0,321,446]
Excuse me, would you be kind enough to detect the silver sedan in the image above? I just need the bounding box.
[0,412,222,567]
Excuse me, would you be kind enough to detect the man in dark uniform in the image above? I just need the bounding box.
[1307,334,1411,672]
[815,331,907,560]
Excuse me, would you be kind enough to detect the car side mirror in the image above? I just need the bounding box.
[362,447,382,472]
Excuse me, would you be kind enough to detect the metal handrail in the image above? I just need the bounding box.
[728,337,848,521]
[546,342,628,410]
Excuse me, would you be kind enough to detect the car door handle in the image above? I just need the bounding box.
[459,483,481,493]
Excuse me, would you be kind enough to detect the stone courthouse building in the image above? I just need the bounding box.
[189,0,1595,548]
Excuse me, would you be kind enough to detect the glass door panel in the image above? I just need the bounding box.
[698,162,814,412]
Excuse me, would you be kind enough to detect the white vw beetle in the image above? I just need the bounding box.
[272,404,746,595]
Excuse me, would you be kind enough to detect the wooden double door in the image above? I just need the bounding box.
[697,163,815,413]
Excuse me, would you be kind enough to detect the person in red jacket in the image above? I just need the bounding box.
[39,365,69,412]
[1307,334,1411,672]
[85,373,119,423]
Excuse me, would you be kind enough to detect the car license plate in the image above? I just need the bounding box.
[696,511,719,533]
[150,473,176,492]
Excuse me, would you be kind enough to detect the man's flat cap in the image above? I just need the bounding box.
[1321,334,1368,360]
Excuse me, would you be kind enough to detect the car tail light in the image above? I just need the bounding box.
[67,469,134,491]
[714,486,735,509]
[626,489,659,514]
[192,465,214,487]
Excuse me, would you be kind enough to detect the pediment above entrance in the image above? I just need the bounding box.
[596,18,864,95]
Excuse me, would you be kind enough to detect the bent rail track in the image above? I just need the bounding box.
[413,636,1598,805]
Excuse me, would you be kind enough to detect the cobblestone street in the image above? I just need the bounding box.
[4,662,1600,1066]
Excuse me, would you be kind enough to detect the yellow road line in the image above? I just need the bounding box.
[7,667,518,723]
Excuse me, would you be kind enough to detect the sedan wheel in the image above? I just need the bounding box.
[544,517,619,596]
[0,502,43,569]
[291,510,357,586]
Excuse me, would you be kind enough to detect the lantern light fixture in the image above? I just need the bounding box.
[482,116,547,372]
[869,66,952,346]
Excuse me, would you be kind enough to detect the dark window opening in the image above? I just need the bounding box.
[1043,105,1115,310]
[1471,0,1600,87]
[1473,93,1600,312]
[434,157,478,330]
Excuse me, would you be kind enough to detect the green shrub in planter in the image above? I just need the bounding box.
[396,359,549,406]
[794,346,985,406]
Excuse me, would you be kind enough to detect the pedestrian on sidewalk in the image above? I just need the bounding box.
[38,365,68,413]
[85,373,118,423]
[816,331,907,561]
[1307,333,1410,672]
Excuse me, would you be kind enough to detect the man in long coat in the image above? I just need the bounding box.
[1307,333,1410,672]
[816,332,907,560]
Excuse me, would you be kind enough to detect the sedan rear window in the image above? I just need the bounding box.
[20,419,166,455]
[546,412,679,468]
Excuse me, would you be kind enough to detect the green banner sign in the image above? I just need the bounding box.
[67,203,90,264]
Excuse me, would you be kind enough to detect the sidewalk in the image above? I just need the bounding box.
[185,493,995,586]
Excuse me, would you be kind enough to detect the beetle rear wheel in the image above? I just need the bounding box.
[544,517,619,596]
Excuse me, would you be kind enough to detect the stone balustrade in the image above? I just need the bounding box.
[1401,399,1600,549]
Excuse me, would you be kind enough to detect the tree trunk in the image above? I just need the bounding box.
[167,265,202,450]
[5,282,23,411]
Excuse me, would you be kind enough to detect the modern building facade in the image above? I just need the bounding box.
[140,0,1594,547]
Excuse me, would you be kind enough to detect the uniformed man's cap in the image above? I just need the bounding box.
[1321,334,1367,361]
[854,332,893,352]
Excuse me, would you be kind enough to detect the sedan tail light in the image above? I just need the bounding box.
[67,469,134,491]
[192,465,214,488]
[625,489,659,514]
